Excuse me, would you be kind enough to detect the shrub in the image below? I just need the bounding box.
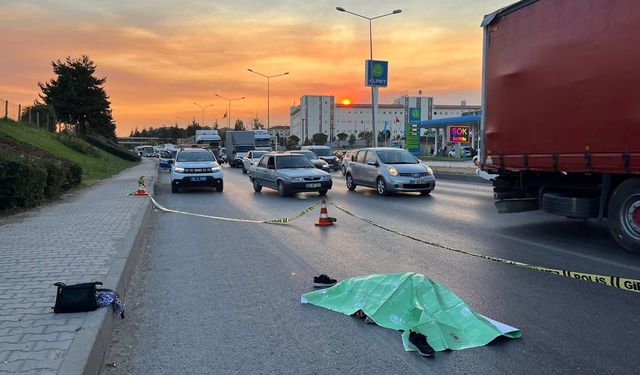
[85,135,141,162]
[0,156,48,210]
[57,132,102,157]
[43,160,65,199]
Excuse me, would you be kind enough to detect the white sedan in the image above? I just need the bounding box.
[242,150,269,174]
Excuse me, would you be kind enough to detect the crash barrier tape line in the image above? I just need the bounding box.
[327,201,640,294]
[147,194,321,225]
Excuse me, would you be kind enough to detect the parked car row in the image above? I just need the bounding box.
[165,146,435,198]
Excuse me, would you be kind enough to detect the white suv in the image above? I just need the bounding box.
[170,148,223,193]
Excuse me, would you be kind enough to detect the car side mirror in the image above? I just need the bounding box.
[168,159,174,164]
[367,160,378,166]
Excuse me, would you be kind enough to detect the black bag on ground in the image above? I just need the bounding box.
[53,282,102,313]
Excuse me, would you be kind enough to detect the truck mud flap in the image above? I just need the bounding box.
[541,192,599,218]
[495,198,539,214]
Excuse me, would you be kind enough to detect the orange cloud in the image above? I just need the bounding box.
[0,1,513,135]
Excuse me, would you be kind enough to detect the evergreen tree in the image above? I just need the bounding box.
[38,55,116,139]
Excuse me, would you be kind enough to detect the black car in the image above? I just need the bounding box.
[291,150,331,172]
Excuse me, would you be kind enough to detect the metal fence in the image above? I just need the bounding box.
[1,97,22,122]
[0,96,55,130]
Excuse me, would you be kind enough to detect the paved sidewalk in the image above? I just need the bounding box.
[0,159,156,375]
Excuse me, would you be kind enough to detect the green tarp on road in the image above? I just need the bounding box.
[301,272,522,352]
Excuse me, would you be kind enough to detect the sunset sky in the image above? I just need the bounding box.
[0,0,514,136]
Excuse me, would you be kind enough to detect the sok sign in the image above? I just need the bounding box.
[448,126,470,143]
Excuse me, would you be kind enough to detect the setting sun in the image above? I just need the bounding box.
[340,98,352,105]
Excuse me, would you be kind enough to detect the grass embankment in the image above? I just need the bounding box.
[0,119,135,184]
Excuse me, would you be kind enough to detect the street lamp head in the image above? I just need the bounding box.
[247,68,253,72]
[284,72,289,75]
[336,7,346,12]
[393,9,402,14]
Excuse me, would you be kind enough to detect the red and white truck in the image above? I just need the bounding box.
[480,0,640,253]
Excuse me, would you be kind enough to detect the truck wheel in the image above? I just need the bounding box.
[216,182,224,192]
[541,192,599,218]
[346,173,356,191]
[607,177,640,254]
[252,179,262,192]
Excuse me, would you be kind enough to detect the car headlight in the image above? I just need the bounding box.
[388,166,398,176]
[290,177,304,182]
[426,166,433,175]
[174,167,185,173]
[212,167,221,172]
[322,175,332,181]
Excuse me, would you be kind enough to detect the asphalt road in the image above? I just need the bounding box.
[103,164,640,375]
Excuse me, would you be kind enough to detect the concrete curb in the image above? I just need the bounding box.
[57,167,157,375]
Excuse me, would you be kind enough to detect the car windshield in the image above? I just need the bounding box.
[176,151,214,162]
[160,151,171,158]
[276,155,315,169]
[377,150,419,164]
[252,151,267,159]
[311,148,332,156]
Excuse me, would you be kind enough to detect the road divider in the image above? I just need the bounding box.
[147,194,321,225]
[327,201,640,294]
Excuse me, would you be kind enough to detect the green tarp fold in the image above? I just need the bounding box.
[301,272,521,352]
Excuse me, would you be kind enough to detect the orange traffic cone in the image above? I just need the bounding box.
[315,199,334,227]
[134,176,148,196]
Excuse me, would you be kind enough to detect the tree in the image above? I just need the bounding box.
[252,117,263,129]
[358,131,373,147]
[234,119,245,130]
[336,132,348,147]
[348,133,356,146]
[378,130,391,146]
[286,135,300,149]
[38,55,116,139]
[312,132,328,145]
[214,120,219,129]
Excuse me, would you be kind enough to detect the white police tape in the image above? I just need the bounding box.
[327,201,640,294]
[148,194,321,225]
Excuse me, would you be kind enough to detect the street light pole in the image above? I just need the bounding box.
[193,102,214,127]
[336,7,401,147]
[215,94,246,128]
[247,69,289,130]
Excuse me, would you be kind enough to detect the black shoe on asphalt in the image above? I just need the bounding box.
[313,274,337,288]
[409,331,435,357]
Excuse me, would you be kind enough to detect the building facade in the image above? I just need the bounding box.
[289,94,479,146]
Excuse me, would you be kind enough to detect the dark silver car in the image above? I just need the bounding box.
[249,152,332,197]
[345,148,435,196]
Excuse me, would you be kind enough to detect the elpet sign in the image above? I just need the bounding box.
[365,60,388,87]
